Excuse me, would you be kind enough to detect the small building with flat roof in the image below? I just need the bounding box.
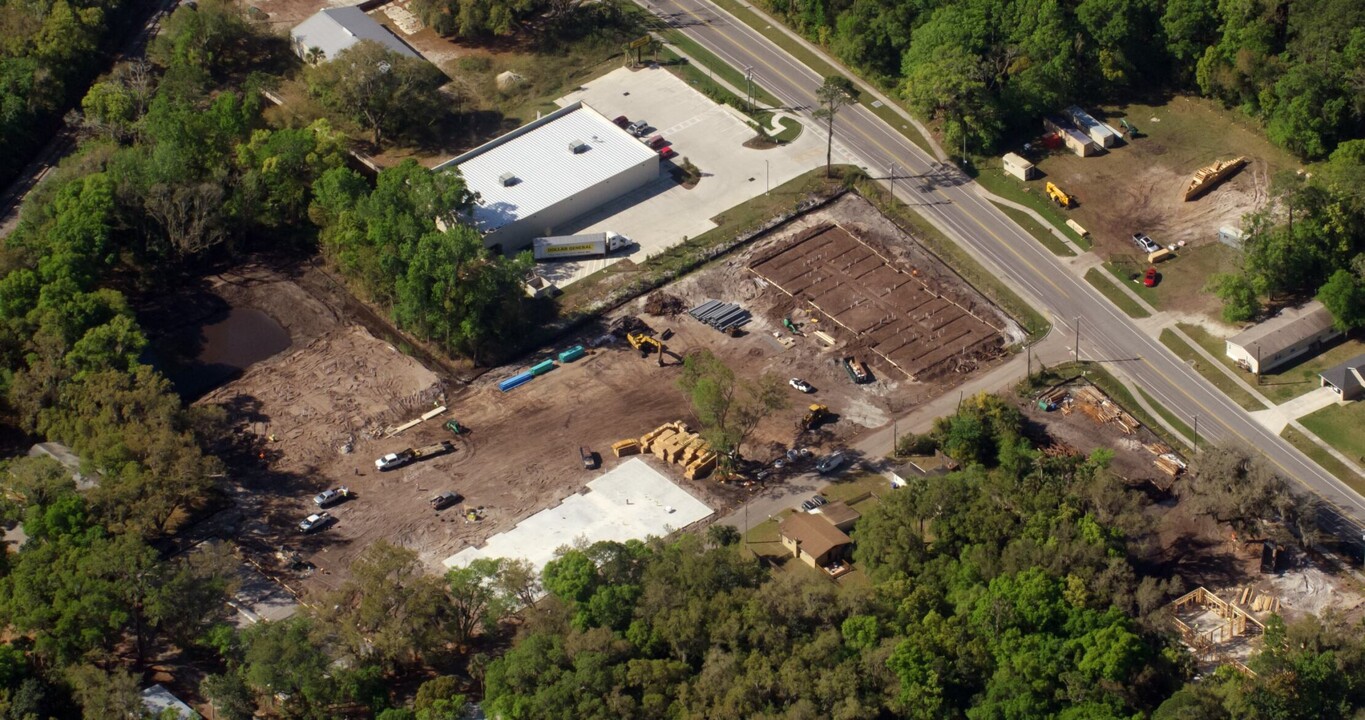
[1225,301,1341,374]
[779,512,852,568]
[1320,353,1365,401]
[141,684,199,719]
[290,7,419,64]
[435,101,659,253]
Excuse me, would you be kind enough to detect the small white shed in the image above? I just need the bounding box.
[1002,152,1036,181]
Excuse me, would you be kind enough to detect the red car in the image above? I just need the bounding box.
[658,146,676,159]
[1143,267,1158,287]
[612,115,630,128]
[646,135,668,150]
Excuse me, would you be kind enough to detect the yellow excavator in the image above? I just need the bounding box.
[627,332,667,366]
[799,404,829,431]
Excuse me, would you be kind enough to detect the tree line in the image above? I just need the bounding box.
[1210,141,1365,327]
[757,0,1365,160]
[476,393,1364,718]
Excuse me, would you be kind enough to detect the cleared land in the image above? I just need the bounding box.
[750,222,1008,380]
[193,192,1018,598]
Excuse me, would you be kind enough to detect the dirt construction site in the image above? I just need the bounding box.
[196,193,1019,597]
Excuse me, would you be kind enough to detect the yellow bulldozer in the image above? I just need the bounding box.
[1045,182,1073,209]
[627,332,667,366]
[799,404,829,431]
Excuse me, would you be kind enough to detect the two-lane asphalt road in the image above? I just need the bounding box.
[643,0,1365,537]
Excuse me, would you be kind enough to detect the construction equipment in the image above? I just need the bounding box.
[841,357,871,384]
[374,441,455,471]
[1119,118,1137,137]
[799,404,829,431]
[627,332,668,366]
[580,447,598,470]
[444,419,467,435]
[1045,181,1073,209]
[783,317,801,335]
[1185,156,1248,201]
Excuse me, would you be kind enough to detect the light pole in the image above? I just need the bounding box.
[889,162,896,199]
[1074,317,1081,364]
[744,66,754,113]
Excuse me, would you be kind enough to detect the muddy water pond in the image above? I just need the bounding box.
[151,305,292,400]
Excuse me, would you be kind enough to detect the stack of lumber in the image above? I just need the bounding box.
[1072,386,1140,434]
[1155,454,1187,477]
[1236,588,1282,613]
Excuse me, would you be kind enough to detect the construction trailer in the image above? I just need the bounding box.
[1001,152,1036,181]
[1043,115,1099,157]
[1064,106,1119,148]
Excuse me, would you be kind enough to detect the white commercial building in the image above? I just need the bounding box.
[436,101,660,253]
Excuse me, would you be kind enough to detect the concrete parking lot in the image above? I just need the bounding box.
[534,65,837,287]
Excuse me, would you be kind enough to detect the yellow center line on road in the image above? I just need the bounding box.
[663,0,1072,301]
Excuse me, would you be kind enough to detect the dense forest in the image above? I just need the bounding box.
[757,0,1365,160]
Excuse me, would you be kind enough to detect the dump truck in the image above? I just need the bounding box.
[842,357,871,384]
[532,232,628,261]
[799,404,830,431]
[374,441,455,471]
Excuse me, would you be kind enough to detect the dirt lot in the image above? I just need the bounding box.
[187,193,1018,598]
[1021,97,1300,318]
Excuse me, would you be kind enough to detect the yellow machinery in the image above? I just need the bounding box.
[800,404,829,431]
[627,332,667,366]
[1045,181,1073,208]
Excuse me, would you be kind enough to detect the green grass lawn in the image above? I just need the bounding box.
[1282,426,1365,496]
[972,166,1091,250]
[1158,329,1264,411]
[819,472,888,505]
[1102,261,1160,309]
[990,202,1076,257]
[1136,387,1196,447]
[773,116,803,143]
[1298,402,1365,469]
[1084,268,1151,319]
[1179,323,1365,405]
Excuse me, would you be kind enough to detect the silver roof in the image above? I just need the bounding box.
[291,7,418,62]
[439,102,658,234]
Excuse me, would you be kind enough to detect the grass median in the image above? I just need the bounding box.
[1282,427,1365,496]
[1158,329,1264,411]
[990,202,1076,257]
[1083,268,1150,319]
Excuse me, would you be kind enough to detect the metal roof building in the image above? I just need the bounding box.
[290,7,419,63]
[1225,300,1342,374]
[436,101,660,253]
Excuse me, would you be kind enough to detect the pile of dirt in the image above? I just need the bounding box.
[644,292,687,317]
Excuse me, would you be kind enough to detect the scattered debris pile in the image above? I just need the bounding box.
[1062,385,1140,434]
[644,292,686,316]
[613,421,718,480]
[1144,442,1188,478]
[609,315,653,339]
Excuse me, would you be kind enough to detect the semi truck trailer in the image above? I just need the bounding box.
[531,232,628,261]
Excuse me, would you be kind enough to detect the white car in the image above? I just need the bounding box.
[298,512,335,533]
[789,378,814,393]
[816,451,847,475]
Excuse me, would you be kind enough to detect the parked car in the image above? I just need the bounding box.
[1143,267,1158,287]
[800,495,828,512]
[658,146,677,159]
[1132,233,1160,253]
[626,120,650,136]
[612,115,630,128]
[646,135,669,150]
[789,378,814,393]
[815,451,847,475]
[313,487,350,508]
[298,512,335,533]
[429,491,461,510]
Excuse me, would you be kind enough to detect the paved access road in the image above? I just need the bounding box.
[643,0,1365,537]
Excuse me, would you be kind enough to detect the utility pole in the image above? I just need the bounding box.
[889,162,896,199]
[1026,343,1032,380]
[765,159,770,193]
[1193,415,1200,450]
[892,420,898,457]
[744,66,754,113]
[1074,317,1081,364]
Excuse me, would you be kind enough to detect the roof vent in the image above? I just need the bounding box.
[569,139,588,154]
[499,172,519,187]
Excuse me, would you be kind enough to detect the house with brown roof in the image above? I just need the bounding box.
[779,512,852,568]
[815,501,861,532]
